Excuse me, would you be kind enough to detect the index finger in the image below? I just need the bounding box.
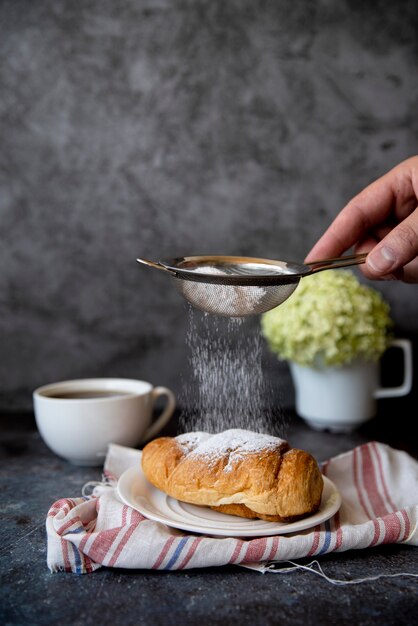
[305,161,412,262]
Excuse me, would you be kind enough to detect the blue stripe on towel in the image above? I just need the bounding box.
[318,519,332,555]
[164,537,189,570]
[70,540,83,574]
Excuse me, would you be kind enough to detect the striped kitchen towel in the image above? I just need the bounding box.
[46,441,418,574]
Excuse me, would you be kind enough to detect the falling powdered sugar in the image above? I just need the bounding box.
[179,309,287,438]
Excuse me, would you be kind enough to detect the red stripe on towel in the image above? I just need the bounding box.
[361,444,389,517]
[47,498,73,517]
[83,553,94,574]
[152,536,175,569]
[107,508,144,567]
[401,509,411,541]
[78,533,90,554]
[229,540,244,563]
[57,518,79,535]
[382,512,402,544]
[307,526,321,556]
[243,538,267,563]
[369,519,381,547]
[266,536,280,561]
[371,441,397,512]
[178,537,202,569]
[353,446,372,518]
[89,528,121,563]
[108,526,137,567]
[130,509,144,524]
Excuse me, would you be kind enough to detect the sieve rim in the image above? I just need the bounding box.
[159,255,307,286]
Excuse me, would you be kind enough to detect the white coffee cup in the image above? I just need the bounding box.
[289,339,413,433]
[33,378,176,466]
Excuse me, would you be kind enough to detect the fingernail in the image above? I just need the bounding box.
[367,246,397,273]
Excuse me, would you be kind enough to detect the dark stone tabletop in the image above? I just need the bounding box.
[1,401,417,626]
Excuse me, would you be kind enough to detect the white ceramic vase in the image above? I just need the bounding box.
[289,339,413,433]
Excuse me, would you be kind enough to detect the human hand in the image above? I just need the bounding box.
[305,156,418,283]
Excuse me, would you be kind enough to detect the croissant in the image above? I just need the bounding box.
[141,429,323,522]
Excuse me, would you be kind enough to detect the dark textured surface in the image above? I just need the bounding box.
[1,408,418,626]
[2,5,418,619]
[1,1,418,410]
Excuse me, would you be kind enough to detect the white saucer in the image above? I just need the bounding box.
[117,464,341,538]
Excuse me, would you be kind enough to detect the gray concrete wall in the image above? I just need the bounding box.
[1,0,418,411]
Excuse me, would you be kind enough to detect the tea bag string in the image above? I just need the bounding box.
[263,560,418,585]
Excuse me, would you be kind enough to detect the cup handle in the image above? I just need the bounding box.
[141,386,176,442]
[374,339,413,399]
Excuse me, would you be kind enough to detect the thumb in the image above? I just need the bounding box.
[366,208,418,277]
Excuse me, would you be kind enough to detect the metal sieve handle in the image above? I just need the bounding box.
[307,252,368,274]
[136,257,178,276]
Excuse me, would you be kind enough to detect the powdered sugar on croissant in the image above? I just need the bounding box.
[141,429,323,522]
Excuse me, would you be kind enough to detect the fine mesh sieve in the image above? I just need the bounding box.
[136,253,367,317]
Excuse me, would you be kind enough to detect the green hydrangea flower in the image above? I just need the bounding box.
[261,270,392,367]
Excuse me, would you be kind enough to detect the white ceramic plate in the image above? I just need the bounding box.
[117,464,341,538]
